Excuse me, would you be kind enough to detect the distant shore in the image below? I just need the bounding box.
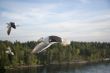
[4,58,110,70]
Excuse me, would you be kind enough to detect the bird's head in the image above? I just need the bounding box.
[61,38,70,46]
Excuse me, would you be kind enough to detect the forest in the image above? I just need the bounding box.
[0,40,110,68]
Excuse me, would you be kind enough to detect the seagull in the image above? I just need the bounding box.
[5,47,14,64]
[7,22,16,35]
[5,46,14,55]
[31,35,70,54]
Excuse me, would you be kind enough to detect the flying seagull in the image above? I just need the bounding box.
[31,35,70,54]
[5,47,14,64]
[7,22,16,35]
[5,46,14,55]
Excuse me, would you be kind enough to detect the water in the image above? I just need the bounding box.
[2,62,110,73]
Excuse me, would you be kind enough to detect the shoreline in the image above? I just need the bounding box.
[4,64,43,70]
[2,58,110,70]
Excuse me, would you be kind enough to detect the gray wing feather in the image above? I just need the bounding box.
[38,42,57,53]
[31,42,49,54]
[32,42,57,54]
[7,26,11,35]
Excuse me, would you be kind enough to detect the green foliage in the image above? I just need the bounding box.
[0,40,110,68]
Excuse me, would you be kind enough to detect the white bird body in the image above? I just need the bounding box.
[32,35,70,54]
[5,47,14,55]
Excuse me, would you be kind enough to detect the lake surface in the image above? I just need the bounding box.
[3,62,110,73]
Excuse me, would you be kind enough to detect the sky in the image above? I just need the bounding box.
[0,0,110,42]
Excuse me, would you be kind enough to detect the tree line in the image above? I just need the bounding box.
[0,40,110,68]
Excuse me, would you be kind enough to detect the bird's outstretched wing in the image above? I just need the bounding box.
[7,26,11,35]
[6,51,10,54]
[11,52,14,55]
[32,42,57,54]
[31,42,49,54]
[38,42,57,53]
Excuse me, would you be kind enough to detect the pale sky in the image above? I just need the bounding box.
[0,0,110,42]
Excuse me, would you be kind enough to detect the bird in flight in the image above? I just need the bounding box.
[7,22,16,35]
[5,46,14,64]
[5,46,14,55]
[31,35,70,54]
